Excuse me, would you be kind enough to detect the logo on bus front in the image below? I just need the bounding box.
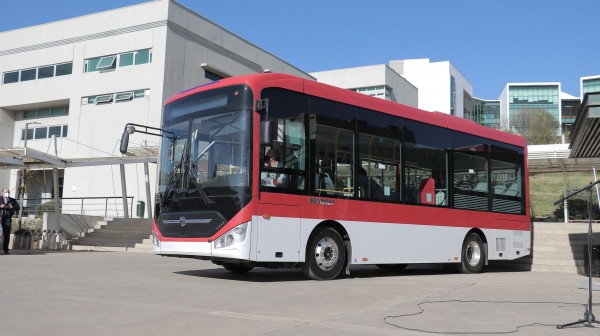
[309,197,334,206]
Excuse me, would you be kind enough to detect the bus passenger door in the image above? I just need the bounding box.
[256,203,301,262]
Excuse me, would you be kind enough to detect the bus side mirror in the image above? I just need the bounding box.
[260,120,274,146]
[119,132,129,154]
[119,125,135,154]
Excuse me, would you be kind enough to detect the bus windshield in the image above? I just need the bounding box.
[157,85,253,218]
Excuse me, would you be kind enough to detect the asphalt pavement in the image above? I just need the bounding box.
[0,251,598,335]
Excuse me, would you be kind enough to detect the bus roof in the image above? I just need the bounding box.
[165,73,527,148]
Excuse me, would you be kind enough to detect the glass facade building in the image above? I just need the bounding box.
[582,76,600,95]
[506,85,560,134]
[470,98,501,129]
[561,99,580,140]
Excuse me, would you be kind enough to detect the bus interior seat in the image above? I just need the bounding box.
[418,177,435,205]
[493,185,506,194]
[473,182,488,192]
[435,190,446,205]
[503,183,520,196]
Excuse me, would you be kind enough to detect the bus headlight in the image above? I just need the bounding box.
[152,232,160,247]
[214,222,248,249]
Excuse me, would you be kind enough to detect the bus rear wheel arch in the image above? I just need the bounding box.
[303,226,347,280]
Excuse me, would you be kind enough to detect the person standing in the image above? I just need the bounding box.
[1,188,19,254]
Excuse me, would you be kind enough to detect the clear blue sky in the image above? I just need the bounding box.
[1,0,598,99]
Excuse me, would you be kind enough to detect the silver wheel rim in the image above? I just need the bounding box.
[314,237,339,271]
[466,240,481,267]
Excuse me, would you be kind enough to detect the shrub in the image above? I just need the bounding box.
[554,197,600,220]
[37,201,58,216]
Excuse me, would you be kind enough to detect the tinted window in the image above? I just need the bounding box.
[38,66,55,79]
[309,96,356,125]
[34,127,48,139]
[135,49,151,65]
[20,69,36,81]
[119,53,134,67]
[48,126,62,137]
[55,63,72,76]
[3,71,19,84]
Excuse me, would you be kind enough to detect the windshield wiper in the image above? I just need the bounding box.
[160,139,188,209]
[188,141,216,207]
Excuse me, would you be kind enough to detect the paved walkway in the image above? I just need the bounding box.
[0,251,598,335]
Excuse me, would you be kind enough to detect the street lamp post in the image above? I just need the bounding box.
[18,122,40,230]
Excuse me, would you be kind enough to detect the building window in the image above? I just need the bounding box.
[38,66,55,79]
[115,91,133,102]
[96,55,117,71]
[119,52,134,67]
[135,49,151,65]
[55,63,73,76]
[3,71,19,84]
[508,85,559,136]
[583,78,600,95]
[352,86,392,100]
[20,69,37,82]
[23,106,69,119]
[21,124,68,141]
[85,49,152,73]
[2,62,73,84]
[85,89,148,105]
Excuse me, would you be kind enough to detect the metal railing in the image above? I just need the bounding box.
[19,196,134,218]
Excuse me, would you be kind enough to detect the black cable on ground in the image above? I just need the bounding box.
[383,299,597,334]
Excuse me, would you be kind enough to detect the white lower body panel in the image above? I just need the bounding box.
[154,217,530,265]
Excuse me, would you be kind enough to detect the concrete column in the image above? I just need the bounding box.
[561,162,568,224]
[120,164,129,218]
[144,162,152,219]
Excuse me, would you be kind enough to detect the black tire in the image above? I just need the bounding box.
[221,262,254,274]
[459,233,485,274]
[302,227,345,280]
[376,264,408,271]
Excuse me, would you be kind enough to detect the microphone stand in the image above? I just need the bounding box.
[555,180,600,329]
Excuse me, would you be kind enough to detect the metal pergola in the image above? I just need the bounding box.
[0,145,158,232]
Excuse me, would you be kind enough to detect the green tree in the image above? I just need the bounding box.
[517,109,560,145]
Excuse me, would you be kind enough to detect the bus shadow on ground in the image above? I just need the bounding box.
[175,263,531,282]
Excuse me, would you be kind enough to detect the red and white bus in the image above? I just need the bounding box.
[122,73,531,280]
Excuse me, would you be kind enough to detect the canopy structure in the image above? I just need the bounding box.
[0,146,158,170]
[570,92,600,158]
[528,144,600,174]
[0,145,158,231]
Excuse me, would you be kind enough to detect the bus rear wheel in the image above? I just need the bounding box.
[459,233,485,274]
[303,227,345,280]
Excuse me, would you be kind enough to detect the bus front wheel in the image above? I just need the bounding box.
[459,232,485,274]
[303,227,345,280]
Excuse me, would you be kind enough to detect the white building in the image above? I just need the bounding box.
[310,59,473,118]
[310,64,418,107]
[0,0,311,217]
[389,59,472,117]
